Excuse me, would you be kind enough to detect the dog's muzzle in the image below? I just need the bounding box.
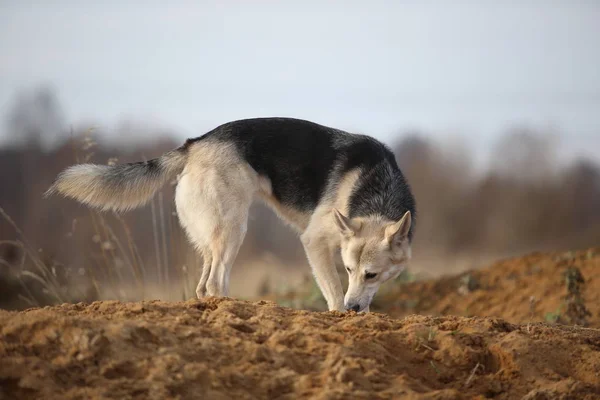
[345,303,360,312]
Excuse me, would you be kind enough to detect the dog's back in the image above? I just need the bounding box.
[184,118,415,235]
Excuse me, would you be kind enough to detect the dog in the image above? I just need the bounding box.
[47,118,416,312]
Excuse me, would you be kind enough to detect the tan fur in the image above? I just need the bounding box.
[46,149,187,212]
[338,212,412,312]
[298,169,363,311]
[257,178,311,231]
[175,142,258,297]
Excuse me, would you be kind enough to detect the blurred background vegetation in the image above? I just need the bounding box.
[1,86,599,310]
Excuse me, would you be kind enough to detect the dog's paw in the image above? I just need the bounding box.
[195,287,207,299]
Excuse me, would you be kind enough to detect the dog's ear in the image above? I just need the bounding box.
[385,211,411,246]
[332,209,361,237]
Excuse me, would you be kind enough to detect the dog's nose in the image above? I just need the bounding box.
[346,303,360,312]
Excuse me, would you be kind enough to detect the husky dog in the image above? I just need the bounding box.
[47,118,416,312]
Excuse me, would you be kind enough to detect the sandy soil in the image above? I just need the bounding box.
[380,248,600,328]
[1,296,600,400]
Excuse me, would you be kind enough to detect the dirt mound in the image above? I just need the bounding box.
[1,298,600,399]
[380,248,600,328]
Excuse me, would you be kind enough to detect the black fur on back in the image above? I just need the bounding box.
[187,118,416,240]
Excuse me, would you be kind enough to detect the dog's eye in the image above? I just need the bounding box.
[365,272,377,280]
[346,268,351,273]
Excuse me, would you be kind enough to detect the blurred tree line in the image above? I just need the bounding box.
[1,86,599,308]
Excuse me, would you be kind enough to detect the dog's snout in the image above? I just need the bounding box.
[346,303,360,312]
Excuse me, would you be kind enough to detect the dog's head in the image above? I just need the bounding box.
[333,208,412,313]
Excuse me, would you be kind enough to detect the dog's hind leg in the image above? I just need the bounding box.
[195,250,212,298]
[205,222,248,297]
[175,142,257,299]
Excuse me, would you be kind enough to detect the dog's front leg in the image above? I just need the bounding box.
[301,236,345,312]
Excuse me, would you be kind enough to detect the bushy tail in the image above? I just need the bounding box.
[45,147,188,212]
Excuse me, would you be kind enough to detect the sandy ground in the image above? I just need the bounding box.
[1,296,600,400]
[2,248,600,399]
[380,248,600,328]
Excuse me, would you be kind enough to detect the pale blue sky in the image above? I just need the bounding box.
[1,0,599,165]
